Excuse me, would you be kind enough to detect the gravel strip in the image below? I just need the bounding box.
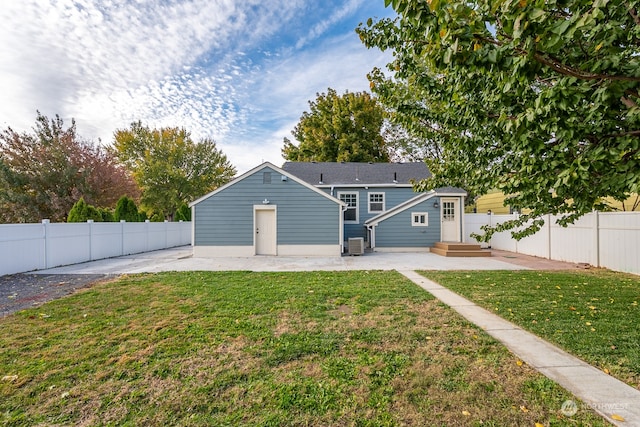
[0,273,112,317]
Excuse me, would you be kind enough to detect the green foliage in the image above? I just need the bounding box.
[283,88,390,162]
[0,112,139,223]
[358,0,640,239]
[67,198,103,223]
[114,195,142,222]
[175,203,191,221]
[98,207,114,222]
[113,122,236,221]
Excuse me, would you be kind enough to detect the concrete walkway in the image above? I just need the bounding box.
[34,246,527,274]
[399,270,640,426]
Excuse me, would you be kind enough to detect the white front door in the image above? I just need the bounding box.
[441,198,461,242]
[255,207,276,255]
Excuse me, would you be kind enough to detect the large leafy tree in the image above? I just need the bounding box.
[113,122,236,220]
[0,112,139,223]
[283,88,390,162]
[358,0,639,238]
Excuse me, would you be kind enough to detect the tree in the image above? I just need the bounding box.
[358,0,639,239]
[282,88,390,162]
[113,122,236,220]
[0,112,140,223]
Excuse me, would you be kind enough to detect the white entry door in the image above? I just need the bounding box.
[255,207,276,255]
[441,198,461,242]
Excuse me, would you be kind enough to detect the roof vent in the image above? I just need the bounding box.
[319,173,324,185]
[393,172,398,184]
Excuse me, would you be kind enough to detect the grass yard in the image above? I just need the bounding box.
[420,270,640,389]
[1,271,606,426]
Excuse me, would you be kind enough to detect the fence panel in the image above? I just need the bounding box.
[598,213,640,274]
[464,211,640,274]
[122,222,150,255]
[46,223,91,268]
[91,222,124,260]
[0,224,46,275]
[1,221,191,276]
[548,214,596,264]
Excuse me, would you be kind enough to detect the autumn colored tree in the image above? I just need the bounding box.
[358,0,640,238]
[282,88,390,162]
[113,122,236,220]
[0,112,139,223]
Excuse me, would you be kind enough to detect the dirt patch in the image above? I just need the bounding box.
[0,273,112,317]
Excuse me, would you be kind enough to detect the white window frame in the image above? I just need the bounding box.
[411,212,429,227]
[368,192,385,213]
[338,192,359,224]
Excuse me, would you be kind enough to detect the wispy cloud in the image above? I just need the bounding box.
[295,0,364,49]
[0,0,391,173]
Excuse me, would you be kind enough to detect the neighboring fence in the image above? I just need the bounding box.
[0,220,192,276]
[465,212,640,275]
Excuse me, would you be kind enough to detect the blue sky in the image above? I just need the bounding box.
[0,0,394,173]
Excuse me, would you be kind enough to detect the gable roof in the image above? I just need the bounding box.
[189,162,345,207]
[282,162,430,186]
[364,187,467,226]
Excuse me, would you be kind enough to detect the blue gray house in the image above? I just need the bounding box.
[190,161,467,256]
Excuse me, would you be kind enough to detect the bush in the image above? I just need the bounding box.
[67,198,103,222]
[114,196,141,222]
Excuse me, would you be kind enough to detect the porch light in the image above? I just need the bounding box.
[433,201,439,209]
[262,199,270,204]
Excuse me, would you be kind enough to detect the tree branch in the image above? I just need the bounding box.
[629,4,640,26]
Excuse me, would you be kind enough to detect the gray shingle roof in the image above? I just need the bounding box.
[281,162,431,185]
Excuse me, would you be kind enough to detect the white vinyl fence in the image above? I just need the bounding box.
[465,212,640,275]
[0,220,192,276]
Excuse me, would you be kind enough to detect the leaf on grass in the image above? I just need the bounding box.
[462,410,471,416]
[516,359,523,366]
[603,368,610,374]
[520,405,529,412]
[535,423,545,427]
[611,414,625,421]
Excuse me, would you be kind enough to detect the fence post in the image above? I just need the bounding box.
[546,213,552,259]
[42,219,50,269]
[145,220,150,252]
[120,220,126,256]
[87,220,94,261]
[594,210,600,267]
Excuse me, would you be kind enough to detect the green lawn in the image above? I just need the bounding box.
[1,271,605,426]
[420,270,640,389]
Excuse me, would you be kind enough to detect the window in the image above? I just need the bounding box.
[339,192,358,223]
[411,212,428,227]
[368,192,385,213]
[263,172,271,184]
[442,201,455,221]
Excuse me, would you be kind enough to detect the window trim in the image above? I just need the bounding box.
[411,212,429,227]
[338,191,359,224]
[367,192,385,214]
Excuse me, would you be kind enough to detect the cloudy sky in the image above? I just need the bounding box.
[0,0,394,173]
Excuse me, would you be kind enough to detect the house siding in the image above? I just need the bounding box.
[374,199,441,248]
[323,187,418,240]
[194,166,340,247]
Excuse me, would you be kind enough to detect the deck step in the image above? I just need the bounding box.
[431,242,491,257]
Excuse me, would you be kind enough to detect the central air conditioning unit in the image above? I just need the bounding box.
[348,237,364,256]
